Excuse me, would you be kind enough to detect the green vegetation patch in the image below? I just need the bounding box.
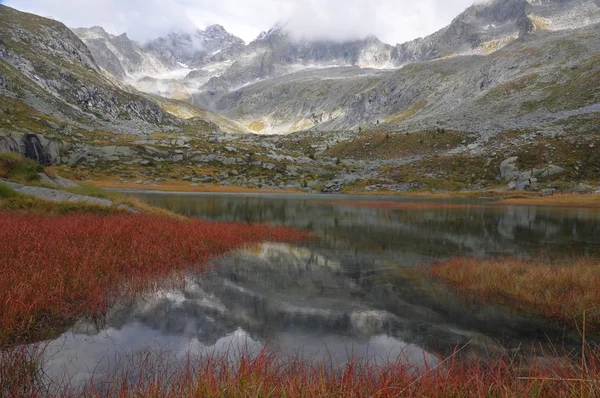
[381,154,501,191]
[0,184,20,199]
[0,153,43,183]
[326,130,476,161]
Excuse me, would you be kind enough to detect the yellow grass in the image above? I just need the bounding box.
[427,257,600,329]
[248,120,266,132]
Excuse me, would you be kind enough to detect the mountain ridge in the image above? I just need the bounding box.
[71,0,600,131]
[1,3,599,195]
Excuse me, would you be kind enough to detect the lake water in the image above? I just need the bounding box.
[42,193,600,387]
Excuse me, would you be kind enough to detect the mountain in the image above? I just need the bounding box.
[0,5,250,165]
[191,0,600,133]
[1,3,599,195]
[73,25,246,101]
[207,22,600,134]
[71,26,170,80]
[70,0,600,135]
[73,23,397,102]
[143,25,246,68]
[392,0,600,64]
[197,25,396,97]
[0,5,179,134]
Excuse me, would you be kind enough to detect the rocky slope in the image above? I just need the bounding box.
[71,26,170,80]
[197,22,599,135]
[0,3,599,195]
[393,0,600,64]
[144,25,246,68]
[0,5,250,165]
[71,0,600,122]
[73,24,245,101]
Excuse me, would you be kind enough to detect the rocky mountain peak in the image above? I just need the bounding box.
[142,26,245,67]
[205,24,229,36]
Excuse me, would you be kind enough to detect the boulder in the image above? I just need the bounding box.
[573,183,593,194]
[52,175,80,188]
[532,165,564,178]
[38,173,58,187]
[500,157,520,180]
[171,153,184,162]
[517,178,537,191]
[539,188,556,196]
[0,135,21,155]
[0,181,112,207]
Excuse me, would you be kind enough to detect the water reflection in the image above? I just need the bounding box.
[42,193,600,387]
[132,193,600,262]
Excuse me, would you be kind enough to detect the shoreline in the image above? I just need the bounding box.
[90,181,600,208]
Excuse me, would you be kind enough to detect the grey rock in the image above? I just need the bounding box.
[500,157,520,180]
[410,182,426,189]
[0,135,21,155]
[51,175,81,188]
[143,146,169,156]
[516,177,538,191]
[0,181,113,207]
[532,165,564,179]
[37,173,58,187]
[539,188,556,196]
[573,183,593,194]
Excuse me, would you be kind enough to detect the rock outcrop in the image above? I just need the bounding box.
[500,156,565,190]
[0,180,112,207]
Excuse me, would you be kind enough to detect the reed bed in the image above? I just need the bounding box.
[426,257,600,331]
[0,212,308,347]
[3,343,600,397]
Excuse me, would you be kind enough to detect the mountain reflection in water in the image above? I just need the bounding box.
[42,193,600,386]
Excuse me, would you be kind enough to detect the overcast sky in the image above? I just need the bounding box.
[3,0,476,44]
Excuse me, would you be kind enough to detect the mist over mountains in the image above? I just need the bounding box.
[1,0,599,195]
[71,0,600,134]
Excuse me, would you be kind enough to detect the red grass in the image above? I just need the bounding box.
[0,212,308,346]
[319,201,481,210]
[5,344,600,397]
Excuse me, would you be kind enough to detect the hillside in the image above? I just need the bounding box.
[70,0,600,136]
[0,3,599,196]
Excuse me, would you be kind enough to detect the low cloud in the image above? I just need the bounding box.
[4,0,475,45]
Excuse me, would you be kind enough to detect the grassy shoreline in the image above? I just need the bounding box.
[2,156,600,396]
[0,212,309,347]
[5,341,600,397]
[425,257,600,332]
[88,179,600,208]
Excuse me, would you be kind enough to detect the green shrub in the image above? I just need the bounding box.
[0,153,43,183]
[0,184,20,198]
